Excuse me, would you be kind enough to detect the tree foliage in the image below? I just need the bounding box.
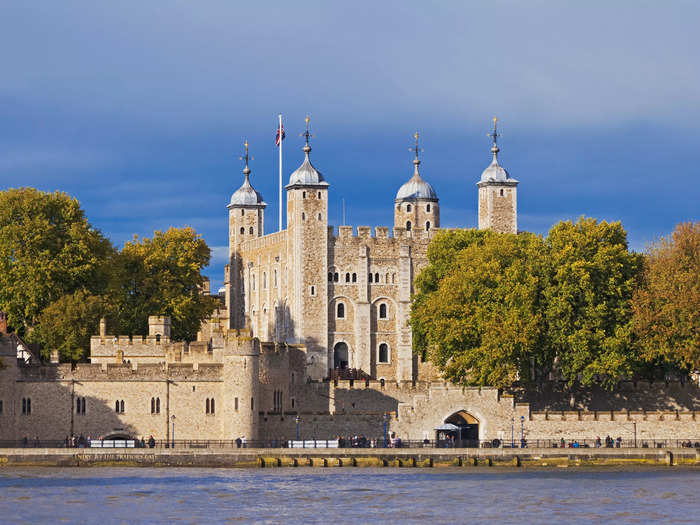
[543,218,643,387]
[32,291,112,362]
[412,230,547,388]
[412,217,645,389]
[0,188,113,334]
[632,222,700,371]
[0,188,219,361]
[110,227,218,341]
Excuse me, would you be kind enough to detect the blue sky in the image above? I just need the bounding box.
[1,1,698,290]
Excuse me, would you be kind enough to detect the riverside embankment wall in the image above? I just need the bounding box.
[1,448,699,468]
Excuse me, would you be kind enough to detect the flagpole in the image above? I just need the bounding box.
[278,114,283,232]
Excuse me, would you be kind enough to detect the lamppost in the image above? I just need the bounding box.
[171,415,176,449]
[382,413,389,448]
[520,415,525,448]
[295,415,301,441]
[511,417,514,448]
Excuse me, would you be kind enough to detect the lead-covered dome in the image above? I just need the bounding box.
[287,144,328,187]
[395,158,438,201]
[229,170,264,206]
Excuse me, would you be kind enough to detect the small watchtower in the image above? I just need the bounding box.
[477,118,518,234]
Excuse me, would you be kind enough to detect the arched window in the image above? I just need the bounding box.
[241,209,245,216]
[302,191,306,199]
[115,400,119,412]
[392,273,396,283]
[337,302,345,319]
[210,398,215,414]
[345,273,350,283]
[406,221,412,231]
[328,272,333,282]
[368,273,373,283]
[302,212,306,221]
[274,269,278,287]
[352,273,357,283]
[317,191,321,199]
[426,221,431,231]
[318,213,321,220]
[378,343,389,363]
[374,272,379,283]
[240,227,245,234]
[379,303,387,319]
[500,189,504,196]
[156,398,160,414]
[206,398,210,414]
[151,397,155,414]
[263,272,267,289]
[310,285,315,296]
[427,203,431,212]
[407,204,412,212]
[249,226,253,234]
[333,273,339,282]
[156,334,161,343]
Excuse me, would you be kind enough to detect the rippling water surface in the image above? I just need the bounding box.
[0,467,698,524]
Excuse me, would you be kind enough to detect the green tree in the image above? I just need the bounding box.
[632,222,700,371]
[0,188,113,334]
[412,230,548,388]
[543,217,644,387]
[33,291,112,362]
[111,227,218,341]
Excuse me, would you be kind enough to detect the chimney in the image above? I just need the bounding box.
[0,311,7,335]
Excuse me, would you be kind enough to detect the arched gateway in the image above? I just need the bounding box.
[333,342,349,369]
[439,410,480,447]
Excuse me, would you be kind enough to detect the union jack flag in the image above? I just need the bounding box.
[275,124,286,146]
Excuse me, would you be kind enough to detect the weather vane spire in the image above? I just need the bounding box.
[488,117,500,159]
[239,140,253,178]
[300,115,313,154]
[410,131,423,174]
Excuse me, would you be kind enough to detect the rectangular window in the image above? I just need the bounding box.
[251,397,254,411]
[0,400,3,414]
[235,397,239,411]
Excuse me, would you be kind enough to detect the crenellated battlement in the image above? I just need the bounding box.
[331,225,435,243]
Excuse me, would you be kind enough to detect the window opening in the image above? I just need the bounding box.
[406,221,412,231]
[379,303,387,319]
[378,343,389,363]
[337,302,345,318]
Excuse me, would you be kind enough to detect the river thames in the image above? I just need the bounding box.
[0,467,698,523]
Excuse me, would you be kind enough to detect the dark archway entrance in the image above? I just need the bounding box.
[441,411,479,447]
[333,342,349,369]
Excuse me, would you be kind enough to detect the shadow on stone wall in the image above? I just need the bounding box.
[9,361,140,442]
[512,380,700,411]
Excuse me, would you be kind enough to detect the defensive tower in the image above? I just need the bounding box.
[285,117,329,378]
[394,132,439,233]
[478,118,518,234]
[227,141,266,329]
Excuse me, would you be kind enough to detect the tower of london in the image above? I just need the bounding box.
[3,119,691,446]
[220,120,517,383]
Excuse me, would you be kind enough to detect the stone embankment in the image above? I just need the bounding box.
[1,448,699,468]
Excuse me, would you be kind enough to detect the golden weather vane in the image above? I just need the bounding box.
[300,115,313,147]
[488,117,500,146]
[410,131,423,162]
[239,140,253,173]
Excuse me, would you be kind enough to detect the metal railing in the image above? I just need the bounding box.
[1,438,699,449]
